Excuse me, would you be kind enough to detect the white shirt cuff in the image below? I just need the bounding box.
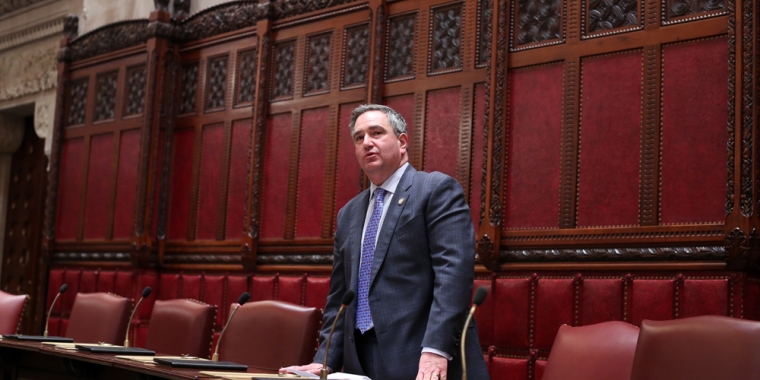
[422,347,453,361]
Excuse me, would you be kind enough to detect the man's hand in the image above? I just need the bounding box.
[279,362,324,375]
[416,352,448,380]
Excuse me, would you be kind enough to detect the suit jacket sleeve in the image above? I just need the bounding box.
[421,174,476,356]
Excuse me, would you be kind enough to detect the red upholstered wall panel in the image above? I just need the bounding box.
[384,94,416,161]
[83,134,114,239]
[56,138,84,240]
[114,271,134,298]
[98,271,115,293]
[47,269,64,313]
[490,358,528,380]
[424,87,460,178]
[631,278,673,326]
[305,277,330,309]
[473,278,494,347]
[183,274,202,300]
[747,280,760,320]
[470,84,486,226]
[335,102,363,221]
[79,271,97,293]
[203,275,225,326]
[278,275,303,304]
[226,119,251,239]
[577,52,641,227]
[296,108,329,238]
[579,278,623,325]
[681,278,729,318]
[113,129,141,239]
[505,64,563,230]
[196,123,224,240]
[660,37,727,224]
[168,128,195,240]
[493,277,530,348]
[261,113,292,238]
[251,275,275,301]
[61,269,80,315]
[159,273,180,300]
[534,278,573,350]
[136,272,158,319]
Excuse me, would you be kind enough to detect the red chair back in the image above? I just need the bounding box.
[65,293,131,345]
[0,290,28,334]
[145,299,216,358]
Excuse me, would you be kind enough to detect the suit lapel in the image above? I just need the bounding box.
[349,188,371,291]
[369,166,416,286]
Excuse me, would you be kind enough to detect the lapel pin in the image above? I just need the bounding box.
[398,198,405,205]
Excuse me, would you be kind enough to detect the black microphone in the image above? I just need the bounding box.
[124,286,152,347]
[44,284,68,337]
[461,286,487,380]
[212,292,251,361]
[320,290,355,379]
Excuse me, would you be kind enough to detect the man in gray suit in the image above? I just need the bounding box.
[282,104,488,380]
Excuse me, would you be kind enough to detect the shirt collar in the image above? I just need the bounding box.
[369,162,409,197]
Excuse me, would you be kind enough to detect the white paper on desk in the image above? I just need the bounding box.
[327,373,371,380]
[41,342,92,350]
[115,355,204,363]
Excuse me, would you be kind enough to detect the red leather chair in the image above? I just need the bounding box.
[542,321,639,380]
[0,290,28,334]
[630,315,760,380]
[65,292,132,345]
[218,300,322,370]
[145,299,216,358]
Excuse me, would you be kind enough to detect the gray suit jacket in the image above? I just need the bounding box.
[314,166,489,380]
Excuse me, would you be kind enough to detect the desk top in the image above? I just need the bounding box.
[0,338,283,380]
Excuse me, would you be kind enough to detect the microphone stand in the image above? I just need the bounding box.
[44,284,67,337]
[212,292,250,362]
[124,287,151,347]
[320,290,354,380]
[461,287,488,380]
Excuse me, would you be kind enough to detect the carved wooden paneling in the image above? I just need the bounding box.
[270,40,296,100]
[477,0,491,67]
[584,0,642,38]
[179,62,199,115]
[304,32,332,95]
[94,71,118,122]
[342,23,370,89]
[512,0,563,49]
[663,0,726,24]
[385,13,417,81]
[235,48,258,106]
[124,65,147,116]
[204,55,229,112]
[66,78,88,127]
[429,2,463,74]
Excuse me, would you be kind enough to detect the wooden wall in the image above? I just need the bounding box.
[32,0,760,378]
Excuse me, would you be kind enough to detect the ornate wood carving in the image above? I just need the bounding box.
[269,0,360,19]
[179,62,199,115]
[65,20,149,63]
[235,48,258,105]
[665,0,725,22]
[162,253,242,264]
[477,234,498,269]
[51,251,131,261]
[304,32,332,95]
[257,253,333,265]
[370,5,386,103]
[477,0,491,67]
[63,14,79,40]
[173,0,190,21]
[514,0,562,46]
[429,3,463,74]
[502,246,726,261]
[725,228,749,269]
[178,2,260,43]
[726,0,735,217]
[342,23,369,89]
[740,0,753,217]
[504,227,724,243]
[270,40,296,100]
[586,0,639,33]
[249,31,271,241]
[125,65,147,116]
[490,0,507,227]
[640,46,660,225]
[94,71,118,122]
[204,55,229,111]
[560,60,579,228]
[66,78,88,127]
[385,13,416,81]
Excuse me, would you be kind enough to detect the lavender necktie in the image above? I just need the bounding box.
[356,188,386,333]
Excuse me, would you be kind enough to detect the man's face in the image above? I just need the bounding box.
[352,110,408,184]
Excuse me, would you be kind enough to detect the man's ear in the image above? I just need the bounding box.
[398,133,408,151]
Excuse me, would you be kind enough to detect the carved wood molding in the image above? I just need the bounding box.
[726,0,736,217]
[501,246,726,262]
[63,19,149,62]
[52,251,131,262]
[162,253,242,264]
[257,253,333,265]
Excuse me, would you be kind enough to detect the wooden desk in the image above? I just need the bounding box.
[0,339,276,380]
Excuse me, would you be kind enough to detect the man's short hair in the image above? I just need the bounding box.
[348,104,407,136]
